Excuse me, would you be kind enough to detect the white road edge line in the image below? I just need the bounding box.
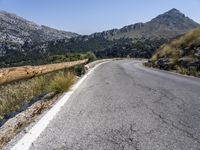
[11,62,107,150]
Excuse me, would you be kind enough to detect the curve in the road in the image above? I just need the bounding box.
[11,60,200,150]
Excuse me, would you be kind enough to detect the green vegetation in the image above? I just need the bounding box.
[0,36,166,68]
[0,70,76,120]
[85,52,97,62]
[0,47,96,68]
[148,27,200,77]
[49,52,96,64]
[49,53,85,63]
[96,38,167,58]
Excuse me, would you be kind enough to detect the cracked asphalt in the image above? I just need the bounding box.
[30,60,200,150]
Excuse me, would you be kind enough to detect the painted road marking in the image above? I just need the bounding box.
[11,62,107,150]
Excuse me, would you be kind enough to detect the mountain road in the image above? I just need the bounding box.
[26,60,200,150]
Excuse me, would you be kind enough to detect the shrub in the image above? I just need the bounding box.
[32,76,48,96]
[0,83,34,119]
[85,52,97,62]
[73,65,85,76]
[48,72,75,93]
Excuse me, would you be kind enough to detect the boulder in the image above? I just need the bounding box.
[178,57,194,68]
[194,47,200,58]
[156,58,175,70]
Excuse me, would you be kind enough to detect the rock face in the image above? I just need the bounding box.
[89,8,199,40]
[0,11,78,45]
[0,11,79,67]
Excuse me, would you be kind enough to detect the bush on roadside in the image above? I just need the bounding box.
[47,72,75,93]
[85,51,97,62]
[48,52,97,64]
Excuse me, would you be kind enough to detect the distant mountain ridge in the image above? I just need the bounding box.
[0,8,199,67]
[88,8,199,40]
[0,10,78,44]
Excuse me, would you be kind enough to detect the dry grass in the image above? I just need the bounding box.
[0,92,59,149]
[48,72,75,93]
[152,27,200,61]
[0,70,76,120]
[0,82,34,120]
[150,27,200,77]
[175,65,200,77]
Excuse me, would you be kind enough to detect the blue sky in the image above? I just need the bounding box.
[0,0,199,35]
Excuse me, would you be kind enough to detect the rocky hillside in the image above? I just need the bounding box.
[0,11,78,44]
[0,11,79,67]
[48,9,199,59]
[148,27,200,77]
[90,8,199,40]
[0,9,199,68]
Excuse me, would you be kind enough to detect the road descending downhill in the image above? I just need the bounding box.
[28,60,200,150]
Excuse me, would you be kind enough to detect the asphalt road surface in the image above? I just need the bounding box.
[30,60,200,150]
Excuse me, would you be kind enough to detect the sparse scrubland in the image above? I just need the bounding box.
[0,58,89,122]
[0,70,77,121]
[147,27,200,77]
[0,59,87,148]
[49,52,96,64]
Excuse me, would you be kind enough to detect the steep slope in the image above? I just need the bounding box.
[148,27,200,77]
[0,9,199,68]
[0,11,78,67]
[0,10,78,44]
[90,9,199,40]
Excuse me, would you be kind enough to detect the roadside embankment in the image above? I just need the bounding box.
[0,59,88,149]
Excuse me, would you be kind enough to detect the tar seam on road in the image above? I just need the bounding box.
[11,62,107,150]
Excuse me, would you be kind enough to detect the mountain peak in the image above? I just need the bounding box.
[160,8,185,18]
[161,8,187,19]
[95,8,199,40]
[167,8,182,14]
[150,8,197,25]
